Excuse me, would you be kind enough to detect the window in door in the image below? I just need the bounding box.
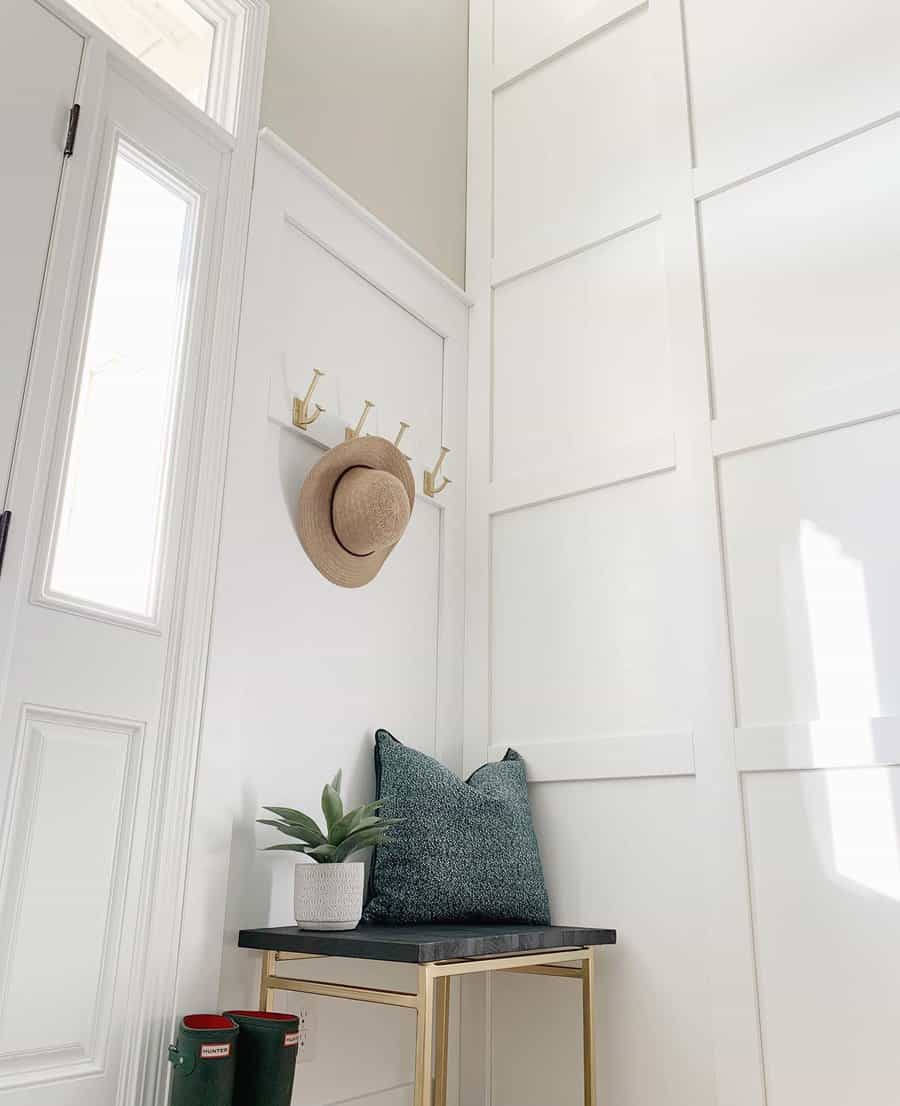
[65,0,245,128]
[45,138,200,623]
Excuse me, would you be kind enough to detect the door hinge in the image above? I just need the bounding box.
[64,103,81,158]
[0,511,11,578]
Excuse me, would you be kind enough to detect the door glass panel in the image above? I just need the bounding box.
[67,0,215,111]
[47,140,198,621]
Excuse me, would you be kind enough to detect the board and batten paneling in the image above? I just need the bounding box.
[492,777,711,1106]
[180,132,468,1106]
[744,768,900,1106]
[491,472,684,744]
[492,5,658,282]
[720,415,900,730]
[467,0,900,1103]
[701,121,900,420]
[492,220,670,482]
[684,0,900,181]
[279,220,445,465]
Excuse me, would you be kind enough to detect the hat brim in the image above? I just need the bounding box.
[298,436,416,588]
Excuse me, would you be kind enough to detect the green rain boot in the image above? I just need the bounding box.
[168,1015,239,1106]
[224,1010,300,1106]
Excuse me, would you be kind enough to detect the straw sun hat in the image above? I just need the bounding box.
[298,436,416,588]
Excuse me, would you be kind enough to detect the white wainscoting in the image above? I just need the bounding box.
[466,0,900,1103]
[491,472,684,744]
[494,775,711,1106]
[744,767,900,1106]
[492,4,658,282]
[683,0,900,184]
[700,119,900,421]
[719,415,900,728]
[180,131,468,1106]
[492,219,670,482]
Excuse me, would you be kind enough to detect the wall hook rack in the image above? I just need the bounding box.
[394,421,411,458]
[424,446,451,497]
[345,400,375,441]
[292,369,325,430]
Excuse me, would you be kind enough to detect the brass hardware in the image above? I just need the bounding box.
[345,399,375,441]
[433,977,451,1106]
[394,421,411,456]
[424,446,451,497]
[292,369,325,429]
[255,943,599,1106]
[582,952,597,1106]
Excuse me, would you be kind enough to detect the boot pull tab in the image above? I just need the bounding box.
[167,1043,196,1076]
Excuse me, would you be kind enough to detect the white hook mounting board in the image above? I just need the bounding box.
[266,369,448,509]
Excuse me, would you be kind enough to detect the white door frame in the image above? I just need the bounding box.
[0,2,268,1104]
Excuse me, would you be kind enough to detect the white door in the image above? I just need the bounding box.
[0,0,82,504]
[0,49,226,1106]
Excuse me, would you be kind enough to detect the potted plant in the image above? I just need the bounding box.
[259,772,401,930]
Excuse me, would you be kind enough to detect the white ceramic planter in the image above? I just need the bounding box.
[294,861,365,930]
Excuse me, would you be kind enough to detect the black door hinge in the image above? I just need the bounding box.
[0,511,11,578]
[64,103,81,158]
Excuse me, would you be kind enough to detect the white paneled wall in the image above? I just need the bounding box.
[179,135,469,1106]
[466,0,900,1103]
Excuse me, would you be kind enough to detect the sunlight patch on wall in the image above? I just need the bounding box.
[799,520,900,901]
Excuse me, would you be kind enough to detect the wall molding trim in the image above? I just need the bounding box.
[258,130,473,308]
[735,717,900,774]
[488,434,675,516]
[710,370,900,459]
[492,0,647,93]
[489,731,695,783]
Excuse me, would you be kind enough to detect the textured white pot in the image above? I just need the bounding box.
[294,862,365,930]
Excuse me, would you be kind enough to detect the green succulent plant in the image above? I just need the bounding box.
[259,771,401,864]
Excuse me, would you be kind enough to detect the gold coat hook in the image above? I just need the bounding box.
[424,446,451,497]
[292,369,325,430]
[345,400,375,441]
[394,421,411,458]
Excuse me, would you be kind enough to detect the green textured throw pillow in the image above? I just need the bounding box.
[363,730,551,925]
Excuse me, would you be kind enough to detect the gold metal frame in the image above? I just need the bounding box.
[256,944,598,1106]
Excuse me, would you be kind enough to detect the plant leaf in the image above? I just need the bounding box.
[263,843,308,853]
[331,769,342,796]
[262,808,326,844]
[321,783,343,834]
[305,842,338,863]
[327,801,388,844]
[333,826,392,862]
[257,819,325,845]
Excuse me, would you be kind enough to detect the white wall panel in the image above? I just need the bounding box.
[493,8,657,277]
[190,136,468,1106]
[491,472,683,743]
[701,122,900,418]
[492,221,670,481]
[745,768,900,1105]
[720,415,900,728]
[684,0,900,173]
[0,710,139,1076]
[493,0,641,78]
[492,777,712,1106]
[280,221,444,465]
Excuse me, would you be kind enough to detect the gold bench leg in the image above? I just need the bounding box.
[582,952,597,1106]
[414,965,436,1106]
[433,976,451,1106]
[259,950,276,1012]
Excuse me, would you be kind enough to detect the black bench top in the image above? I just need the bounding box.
[238,923,616,964]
